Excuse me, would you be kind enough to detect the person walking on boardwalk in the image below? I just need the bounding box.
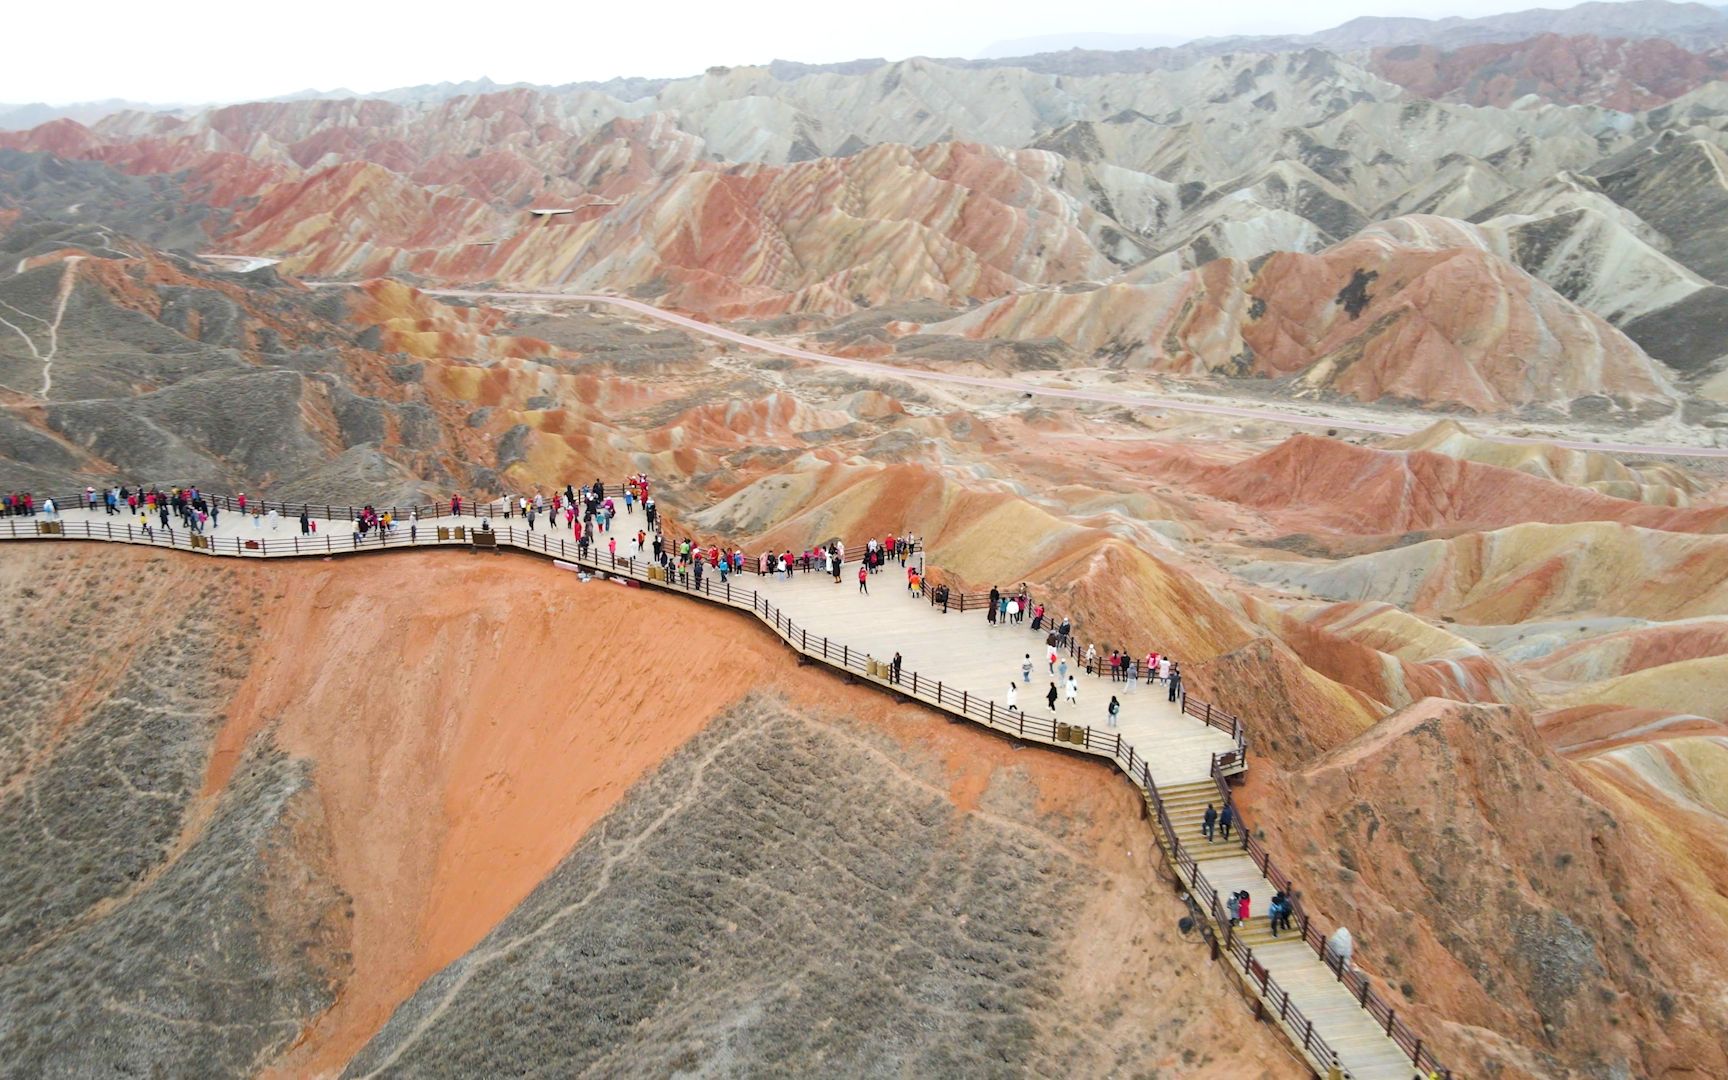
[987,585,1000,625]
[1219,802,1234,841]
[1046,682,1059,711]
[1065,673,1079,706]
[1125,657,1138,692]
[1006,682,1018,711]
[1236,891,1251,927]
[1021,654,1032,684]
[1106,695,1120,728]
[266,507,279,531]
[1203,803,1218,842]
[858,565,869,594]
[1047,643,1058,674]
[1058,655,1068,684]
[890,651,902,685]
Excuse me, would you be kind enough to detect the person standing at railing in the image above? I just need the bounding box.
[987,586,999,625]
[1084,643,1097,674]
[1168,662,1182,703]
[890,651,902,685]
[1158,655,1171,686]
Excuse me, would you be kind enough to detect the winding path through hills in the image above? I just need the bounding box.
[6,495,1441,1079]
[424,287,1728,461]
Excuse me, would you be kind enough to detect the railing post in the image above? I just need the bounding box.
[962,690,968,713]
[1385,1007,1394,1035]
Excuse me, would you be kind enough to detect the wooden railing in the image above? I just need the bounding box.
[908,564,1448,1079]
[4,498,1449,1079]
[1207,755,1450,1078]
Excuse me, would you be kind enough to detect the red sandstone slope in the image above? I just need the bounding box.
[1201,435,1728,536]
[1371,34,1728,109]
[1243,697,1728,1080]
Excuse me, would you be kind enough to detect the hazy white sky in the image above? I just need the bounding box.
[7,0,1580,104]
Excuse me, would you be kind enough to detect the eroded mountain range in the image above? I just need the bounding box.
[2,6,1727,1079]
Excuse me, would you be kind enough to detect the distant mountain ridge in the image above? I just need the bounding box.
[10,0,1728,131]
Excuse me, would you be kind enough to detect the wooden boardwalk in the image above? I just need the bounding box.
[3,496,1437,1079]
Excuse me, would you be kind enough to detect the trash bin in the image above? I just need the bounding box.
[1071,726,1088,746]
[1055,722,1071,742]
[866,659,880,678]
